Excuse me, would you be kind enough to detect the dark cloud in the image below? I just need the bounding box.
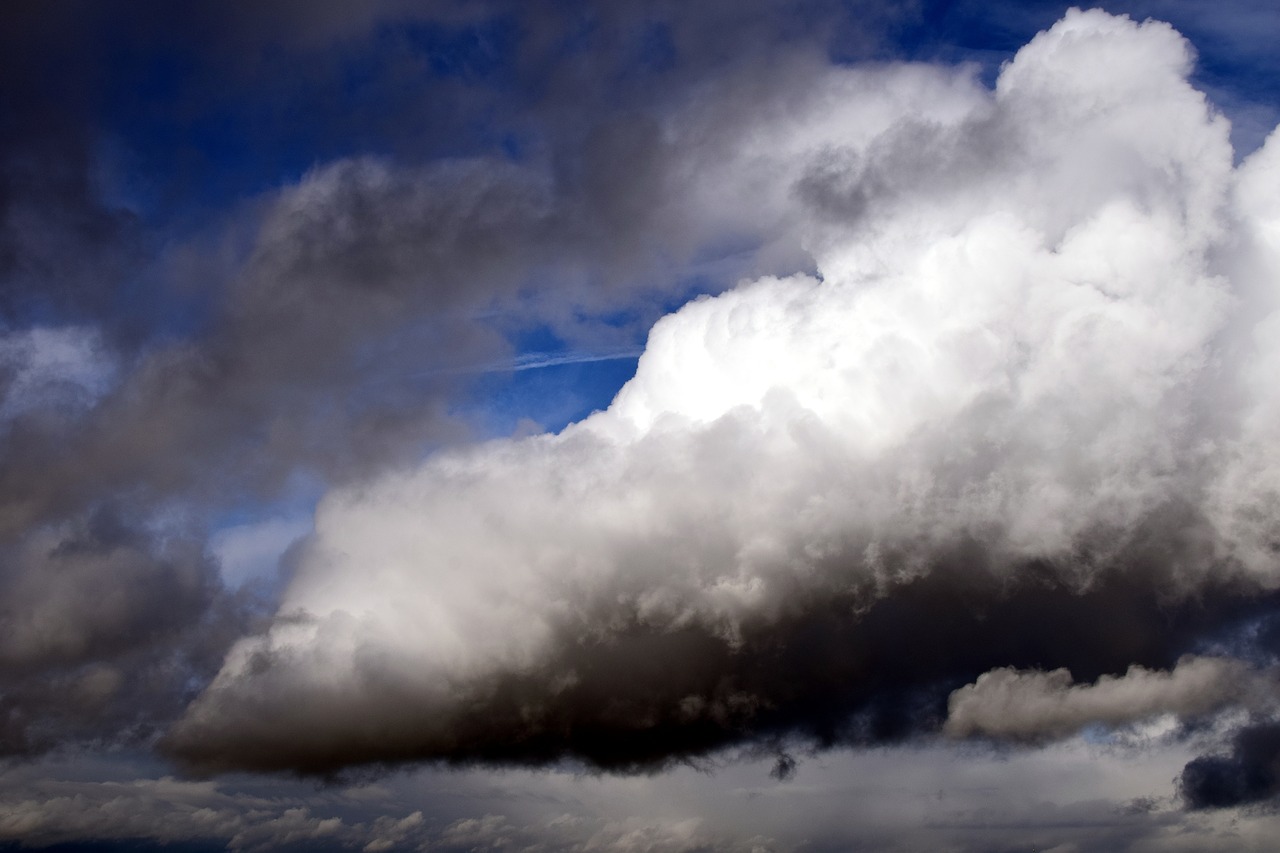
[165,537,1279,776]
[1180,720,1280,810]
[0,4,143,328]
[769,752,797,781]
[0,503,265,757]
[156,8,1280,787]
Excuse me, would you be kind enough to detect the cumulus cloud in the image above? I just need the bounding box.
[943,656,1274,742]
[165,9,1280,778]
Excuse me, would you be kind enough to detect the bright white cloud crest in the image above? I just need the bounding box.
[170,9,1280,772]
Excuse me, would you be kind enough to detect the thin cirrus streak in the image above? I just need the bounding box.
[509,349,644,372]
[164,8,1280,806]
[404,349,644,378]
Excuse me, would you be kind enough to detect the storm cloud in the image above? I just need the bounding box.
[165,10,1280,786]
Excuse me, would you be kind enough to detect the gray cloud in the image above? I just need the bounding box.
[0,766,771,853]
[0,0,915,764]
[943,656,1273,742]
[10,740,1280,853]
[5,9,1280,853]
[0,774,422,852]
[0,504,261,757]
[1180,719,1280,810]
[163,11,1280,783]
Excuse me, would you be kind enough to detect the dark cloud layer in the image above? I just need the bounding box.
[165,529,1280,776]
[1181,720,1280,810]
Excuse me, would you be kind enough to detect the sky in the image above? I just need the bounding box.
[4,1,1280,851]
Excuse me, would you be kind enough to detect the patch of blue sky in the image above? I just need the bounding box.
[205,473,325,594]
[1186,611,1280,667]
[206,467,327,534]
[210,514,313,591]
[459,351,643,438]
[450,318,643,437]
[1079,723,1115,745]
[396,15,522,83]
[90,13,528,233]
[868,0,1061,77]
[460,261,750,437]
[614,20,678,82]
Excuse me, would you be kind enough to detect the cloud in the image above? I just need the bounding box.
[0,765,770,853]
[0,326,115,419]
[0,503,262,757]
[10,735,1280,852]
[211,516,312,589]
[0,0,915,764]
[943,656,1273,742]
[166,9,1280,778]
[6,3,1280,851]
[1180,720,1280,810]
[0,772,416,853]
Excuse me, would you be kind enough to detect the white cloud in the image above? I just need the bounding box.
[170,9,1280,777]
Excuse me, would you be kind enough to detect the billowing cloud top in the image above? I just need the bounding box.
[164,9,1280,778]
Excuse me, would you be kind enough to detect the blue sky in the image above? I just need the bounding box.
[5,2,1280,851]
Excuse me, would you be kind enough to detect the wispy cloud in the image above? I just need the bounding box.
[508,349,643,371]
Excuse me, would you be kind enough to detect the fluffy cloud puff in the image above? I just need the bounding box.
[168,10,1280,778]
[944,656,1275,742]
